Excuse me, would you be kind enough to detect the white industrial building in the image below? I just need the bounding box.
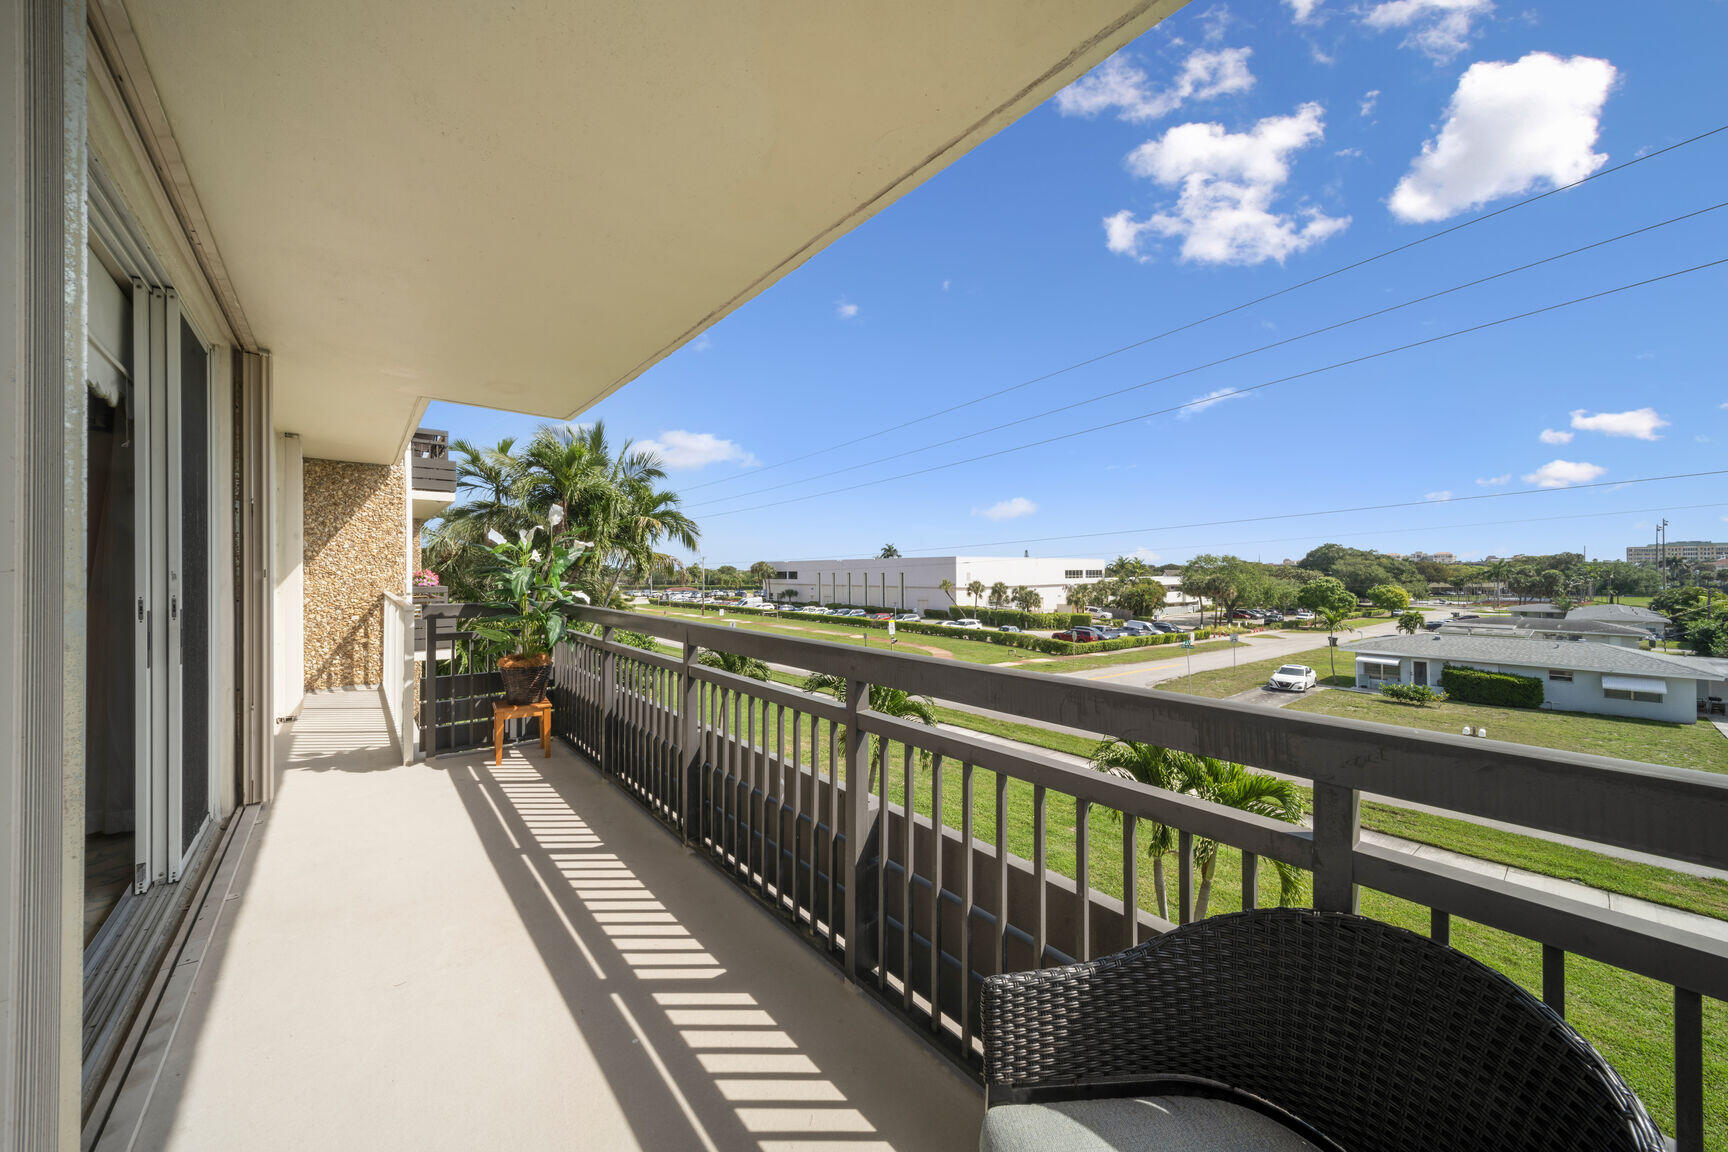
[764,556,1107,614]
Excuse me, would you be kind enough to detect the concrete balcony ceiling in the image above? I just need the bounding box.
[114,0,1180,462]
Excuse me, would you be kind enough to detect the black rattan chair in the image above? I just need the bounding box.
[981,908,1663,1152]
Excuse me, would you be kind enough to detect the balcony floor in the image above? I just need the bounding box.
[98,698,980,1150]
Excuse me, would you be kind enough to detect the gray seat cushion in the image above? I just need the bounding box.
[981,1096,1323,1152]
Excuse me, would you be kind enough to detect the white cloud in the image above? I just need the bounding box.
[690,334,713,352]
[1389,53,1615,222]
[1359,89,1380,117]
[1569,407,1667,440]
[1177,387,1249,419]
[1425,490,1454,501]
[1538,428,1573,444]
[1523,459,1606,488]
[974,497,1038,521]
[1475,474,1510,486]
[941,279,951,291]
[1130,547,1164,564]
[1056,47,1254,123]
[1109,102,1349,265]
[1285,0,1323,23]
[635,430,759,471]
[835,299,860,319]
[1363,0,1493,60]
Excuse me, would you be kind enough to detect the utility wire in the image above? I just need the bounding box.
[700,258,1728,519]
[680,123,1728,495]
[769,470,1728,562]
[689,202,1727,511]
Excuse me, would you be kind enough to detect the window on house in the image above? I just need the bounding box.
[1548,670,1573,682]
[1085,569,1104,578]
[1604,688,1664,703]
[1363,662,1400,682]
[1064,569,1083,579]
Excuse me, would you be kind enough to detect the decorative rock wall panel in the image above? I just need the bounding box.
[304,459,405,690]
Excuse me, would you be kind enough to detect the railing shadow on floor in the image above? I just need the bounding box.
[444,742,982,1151]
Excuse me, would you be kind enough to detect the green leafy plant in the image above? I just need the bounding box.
[465,520,591,659]
[800,672,936,787]
[1380,682,1443,706]
[1395,610,1426,635]
[697,649,769,682]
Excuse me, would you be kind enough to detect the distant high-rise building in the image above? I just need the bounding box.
[1626,540,1728,564]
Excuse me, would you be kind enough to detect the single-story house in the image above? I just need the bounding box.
[1509,602,1569,621]
[1437,617,1652,648]
[1566,603,1670,637]
[1343,633,1726,724]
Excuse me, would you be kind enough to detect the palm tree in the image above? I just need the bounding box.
[988,581,1010,608]
[800,672,937,788]
[1485,559,1510,607]
[938,578,956,608]
[1089,740,1181,919]
[1319,605,1354,681]
[966,579,986,607]
[878,544,901,558]
[1011,585,1042,612]
[697,649,769,682]
[1089,740,1306,922]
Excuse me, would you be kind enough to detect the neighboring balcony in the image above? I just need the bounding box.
[410,426,458,520]
[98,604,1728,1150]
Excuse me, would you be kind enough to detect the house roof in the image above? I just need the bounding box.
[1529,619,1653,638]
[1342,633,1721,680]
[1568,604,1670,624]
[1509,602,1567,614]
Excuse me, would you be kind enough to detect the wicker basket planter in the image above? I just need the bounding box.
[497,652,552,704]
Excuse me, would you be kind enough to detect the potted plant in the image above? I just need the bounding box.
[470,512,591,705]
[412,568,447,604]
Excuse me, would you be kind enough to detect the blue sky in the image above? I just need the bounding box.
[427,0,1728,569]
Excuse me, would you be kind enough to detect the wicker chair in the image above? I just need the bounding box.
[981,908,1663,1152]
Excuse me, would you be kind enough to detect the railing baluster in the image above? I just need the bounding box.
[960,761,976,1055]
[901,742,913,1009]
[773,702,786,905]
[1542,945,1566,1017]
[790,709,803,922]
[876,736,888,993]
[928,752,944,1035]
[1312,781,1360,915]
[599,626,616,775]
[745,690,758,883]
[1122,814,1137,950]
[1241,850,1259,912]
[1675,986,1703,1152]
[827,717,840,947]
[1431,908,1450,946]
[1178,830,1194,925]
[1033,785,1048,969]
[1076,800,1091,962]
[841,679,870,982]
[994,772,1008,975]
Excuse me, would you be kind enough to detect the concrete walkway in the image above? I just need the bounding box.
[99,694,980,1152]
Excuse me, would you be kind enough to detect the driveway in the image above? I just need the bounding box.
[1225,683,1331,709]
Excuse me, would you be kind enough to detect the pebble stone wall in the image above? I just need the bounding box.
[303,458,406,691]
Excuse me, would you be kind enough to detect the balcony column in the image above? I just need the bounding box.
[1312,782,1360,914]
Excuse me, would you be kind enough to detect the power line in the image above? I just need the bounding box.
[681,122,1728,495]
[767,469,1728,562]
[700,258,1728,519]
[689,202,1727,511]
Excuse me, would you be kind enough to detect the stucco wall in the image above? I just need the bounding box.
[303,458,406,690]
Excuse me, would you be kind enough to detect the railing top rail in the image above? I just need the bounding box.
[382,590,414,610]
[566,605,1728,872]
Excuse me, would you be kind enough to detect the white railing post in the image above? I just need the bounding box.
[381,592,416,764]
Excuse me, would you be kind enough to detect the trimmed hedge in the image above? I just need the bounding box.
[1379,682,1444,706]
[1438,663,1543,708]
[657,600,1229,656]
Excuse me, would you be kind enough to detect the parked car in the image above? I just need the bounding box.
[868,612,892,621]
[1292,609,1315,620]
[798,605,827,614]
[895,613,920,622]
[841,608,866,617]
[1263,611,1285,624]
[944,618,984,629]
[1267,664,1319,692]
[1053,626,1108,642]
[997,625,1021,633]
[1230,609,1259,621]
[1150,621,1181,633]
[1121,620,1156,634]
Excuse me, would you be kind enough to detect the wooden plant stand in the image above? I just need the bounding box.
[492,699,553,766]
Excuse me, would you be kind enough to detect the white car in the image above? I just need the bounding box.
[1266,664,1319,692]
[943,618,985,629]
[895,613,921,622]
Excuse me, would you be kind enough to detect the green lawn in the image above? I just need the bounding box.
[673,671,1726,1144]
[1288,689,1728,775]
[1155,644,1359,697]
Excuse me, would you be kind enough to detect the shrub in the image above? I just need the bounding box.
[1438,664,1543,708]
[1068,613,1092,628]
[1379,682,1443,706]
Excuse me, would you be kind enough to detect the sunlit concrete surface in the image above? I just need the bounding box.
[99,692,979,1151]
